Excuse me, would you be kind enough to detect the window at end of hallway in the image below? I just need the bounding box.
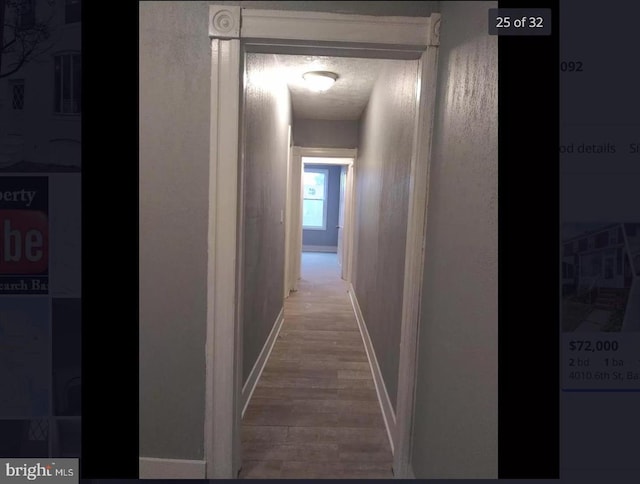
[303,168,328,230]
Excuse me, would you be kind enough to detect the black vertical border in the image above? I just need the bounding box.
[498,0,560,478]
[81,0,139,478]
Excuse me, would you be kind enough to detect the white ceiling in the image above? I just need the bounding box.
[273,54,389,121]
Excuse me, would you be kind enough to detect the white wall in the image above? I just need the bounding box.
[411,1,499,478]
[241,53,292,384]
[293,119,359,149]
[353,58,418,411]
[139,2,211,460]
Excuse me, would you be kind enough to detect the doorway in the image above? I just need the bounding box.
[285,149,356,297]
[299,158,354,281]
[205,6,440,479]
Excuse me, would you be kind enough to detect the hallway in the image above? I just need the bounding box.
[240,252,393,479]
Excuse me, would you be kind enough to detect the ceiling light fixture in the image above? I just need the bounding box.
[302,71,339,92]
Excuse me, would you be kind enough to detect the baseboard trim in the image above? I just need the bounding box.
[241,307,285,417]
[302,245,338,253]
[348,284,397,455]
[139,457,206,479]
[392,462,415,479]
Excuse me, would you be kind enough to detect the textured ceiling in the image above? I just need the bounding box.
[273,54,389,121]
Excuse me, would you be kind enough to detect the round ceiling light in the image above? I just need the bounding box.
[302,71,339,92]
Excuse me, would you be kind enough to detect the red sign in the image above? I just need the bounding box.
[0,209,49,274]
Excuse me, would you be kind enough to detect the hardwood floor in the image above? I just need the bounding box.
[240,252,393,479]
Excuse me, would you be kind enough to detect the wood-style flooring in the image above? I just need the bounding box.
[240,252,393,479]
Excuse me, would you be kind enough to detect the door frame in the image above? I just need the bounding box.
[338,164,347,277]
[292,147,357,289]
[205,5,440,478]
[283,125,293,298]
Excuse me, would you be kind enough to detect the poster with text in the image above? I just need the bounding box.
[0,177,49,294]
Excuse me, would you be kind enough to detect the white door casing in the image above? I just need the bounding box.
[394,40,441,478]
[338,166,346,270]
[284,125,293,298]
[205,5,440,478]
[295,148,356,284]
[291,147,303,292]
[206,7,242,480]
[345,163,356,284]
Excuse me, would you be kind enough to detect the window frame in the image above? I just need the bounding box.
[10,79,25,110]
[65,0,81,24]
[17,0,36,29]
[302,167,329,231]
[53,52,81,116]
